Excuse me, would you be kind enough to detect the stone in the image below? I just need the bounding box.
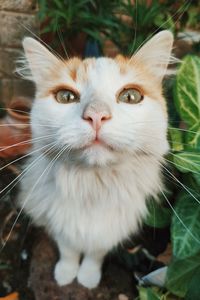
[118,294,129,300]
[0,11,38,47]
[0,0,38,13]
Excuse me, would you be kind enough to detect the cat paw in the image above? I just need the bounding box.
[77,258,101,289]
[54,259,79,286]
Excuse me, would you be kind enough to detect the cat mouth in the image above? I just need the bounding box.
[91,138,102,145]
[83,137,114,151]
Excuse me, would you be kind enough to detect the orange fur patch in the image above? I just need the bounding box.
[115,54,167,114]
[65,58,81,81]
[38,54,167,116]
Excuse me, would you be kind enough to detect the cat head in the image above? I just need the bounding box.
[18,31,174,167]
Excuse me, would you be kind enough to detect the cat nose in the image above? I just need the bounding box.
[83,111,111,131]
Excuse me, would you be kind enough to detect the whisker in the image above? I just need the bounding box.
[160,163,200,205]
[132,0,192,56]
[162,167,200,199]
[103,129,197,150]
[126,131,200,149]
[19,23,65,62]
[2,107,189,127]
[0,142,57,197]
[168,127,200,135]
[169,151,200,166]
[0,142,57,171]
[163,156,200,175]
[135,144,200,244]
[0,108,31,116]
[0,142,61,252]
[129,0,138,55]
[158,186,200,245]
[57,25,69,59]
[0,107,66,125]
[0,123,60,128]
[0,133,56,152]
[136,144,200,198]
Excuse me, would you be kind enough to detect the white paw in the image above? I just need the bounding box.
[54,259,79,286]
[77,259,102,289]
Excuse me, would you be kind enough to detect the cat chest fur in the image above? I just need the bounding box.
[21,155,161,253]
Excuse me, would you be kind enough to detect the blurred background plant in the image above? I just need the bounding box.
[38,0,200,56]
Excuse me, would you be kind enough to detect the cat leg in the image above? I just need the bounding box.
[77,251,106,289]
[54,239,80,286]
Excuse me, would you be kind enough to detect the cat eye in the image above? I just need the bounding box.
[55,89,80,104]
[118,88,143,104]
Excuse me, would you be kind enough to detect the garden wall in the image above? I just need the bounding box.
[0,0,38,106]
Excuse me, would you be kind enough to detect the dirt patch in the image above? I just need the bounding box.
[29,231,137,300]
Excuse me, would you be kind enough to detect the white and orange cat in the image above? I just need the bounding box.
[18,31,173,289]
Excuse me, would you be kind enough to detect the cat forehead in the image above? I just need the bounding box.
[61,56,159,98]
[65,56,131,83]
[46,55,162,101]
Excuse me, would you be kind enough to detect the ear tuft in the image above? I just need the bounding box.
[16,37,61,84]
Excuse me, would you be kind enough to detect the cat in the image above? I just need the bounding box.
[17,30,174,289]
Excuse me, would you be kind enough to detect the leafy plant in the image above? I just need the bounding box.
[137,286,179,300]
[38,0,122,53]
[140,55,200,299]
[38,0,200,56]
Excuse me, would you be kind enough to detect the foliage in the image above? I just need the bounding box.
[38,0,122,52]
[38,0,200,55]
[137,286,180,300]
[142,55,200,299]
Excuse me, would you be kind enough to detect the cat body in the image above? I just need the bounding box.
[18,31,173,288]
[20,149,162,252]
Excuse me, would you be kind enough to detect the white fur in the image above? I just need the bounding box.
[18,31,173,288]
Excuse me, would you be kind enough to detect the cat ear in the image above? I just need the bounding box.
[17,37,61,83]
[132,30,175,82]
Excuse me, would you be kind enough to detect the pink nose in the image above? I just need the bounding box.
[83,111,111,131]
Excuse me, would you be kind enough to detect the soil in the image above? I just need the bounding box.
[29,231,136,300]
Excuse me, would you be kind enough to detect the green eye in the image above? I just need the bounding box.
[55,90,80,104]
[118,88,143,104]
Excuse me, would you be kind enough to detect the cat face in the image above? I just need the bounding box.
[19,31,174,166]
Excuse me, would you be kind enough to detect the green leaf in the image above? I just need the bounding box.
[168,127,184,152]
[185,269,200,300]
[185,127,200,149]
[83,28,102,43]
[193,173,200,186]
[174,55,200,148]
[137,286,179,300]
[0,263,11,270]
[137,286,161,300]
[145,200,171,228]
[174,56,200,149]
[166,253,200,297]
[172,151,200,174]
[172,193,200,259]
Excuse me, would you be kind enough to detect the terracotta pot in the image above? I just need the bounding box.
[0,97,32,159]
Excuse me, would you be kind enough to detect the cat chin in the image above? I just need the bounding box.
[79,144,119,167]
